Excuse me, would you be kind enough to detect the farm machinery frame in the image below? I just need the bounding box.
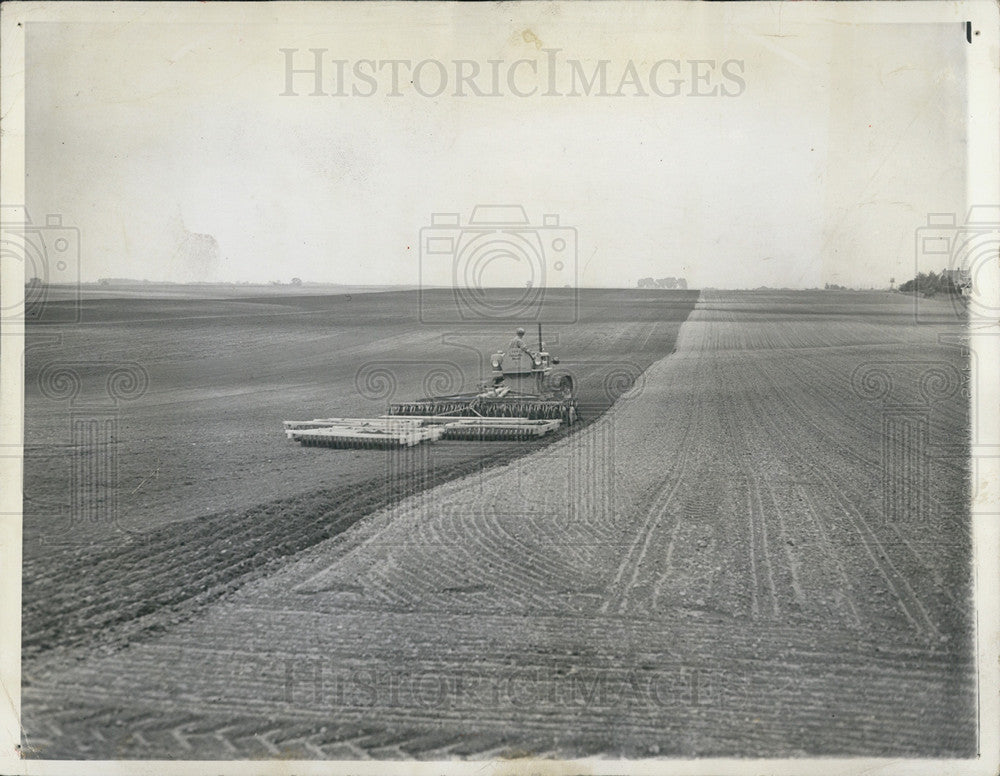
[284,324,578,449]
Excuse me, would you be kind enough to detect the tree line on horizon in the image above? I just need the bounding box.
[898,269,971,298]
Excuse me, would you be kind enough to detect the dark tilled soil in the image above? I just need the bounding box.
[23,289,698,660]
[23,432,579,662]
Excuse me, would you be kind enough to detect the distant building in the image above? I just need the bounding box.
[638,276,688,289]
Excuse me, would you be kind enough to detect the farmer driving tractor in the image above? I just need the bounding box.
[508,327,536,362]
[481,324,559,397]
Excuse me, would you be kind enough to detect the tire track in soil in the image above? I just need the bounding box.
[599,394,702,616]
[759,352,968,529]
[694,302,780,622]
[715,363,780,621]
[797,485,863,629]
[757,352,971,609]
[599,303,746,620]
[648,485,728,616]
[727,351,942,640]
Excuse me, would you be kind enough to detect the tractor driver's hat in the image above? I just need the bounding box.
[516,327,525,336]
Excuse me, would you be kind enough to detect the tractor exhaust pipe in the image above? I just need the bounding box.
[538,323,543,352]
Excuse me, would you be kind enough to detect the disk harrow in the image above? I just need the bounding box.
[283,418,442,448]
[388,392,576,422]
[285,324,576,450]
[394,415,562,441]
[284,415,562,448]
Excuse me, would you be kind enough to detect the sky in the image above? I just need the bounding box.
[26,5,967,289]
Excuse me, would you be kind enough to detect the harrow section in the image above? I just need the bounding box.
[388,416,561,441]
[284,418,444,449]
[283,415,562,449]
[388,393,577,422]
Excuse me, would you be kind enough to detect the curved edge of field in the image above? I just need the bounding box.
[21,297,700,665]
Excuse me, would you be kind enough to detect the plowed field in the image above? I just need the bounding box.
[21,290,974,760]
